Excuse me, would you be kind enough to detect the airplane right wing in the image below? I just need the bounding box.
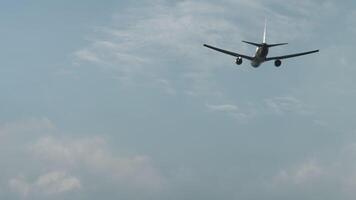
[265,50,319,61]
[203,44,254,60]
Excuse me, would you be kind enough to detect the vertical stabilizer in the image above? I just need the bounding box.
[263,19,267,43]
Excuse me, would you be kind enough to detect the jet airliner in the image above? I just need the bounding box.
[204,21,319,68]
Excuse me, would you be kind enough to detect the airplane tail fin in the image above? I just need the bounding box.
[263,18,267,43]
[243,19,288,48]
[242,19,267,47]
[262,19,288,47]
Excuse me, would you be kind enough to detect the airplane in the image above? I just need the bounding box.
[203,21,319,68]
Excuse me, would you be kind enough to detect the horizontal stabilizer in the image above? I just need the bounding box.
[267,43,288,48]
[242,41,262,47]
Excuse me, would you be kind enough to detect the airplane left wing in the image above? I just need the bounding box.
[204,44,254,60]
[266,50,319,61]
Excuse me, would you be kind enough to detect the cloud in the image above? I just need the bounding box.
[273,160,324,185]
[0,118,164,199]
[206,104,239,112]
[35,171,81,195]
[265,95,313,115]
[0,118,54,139]
[9,171,80,197]
[268,141,356,199]
[31,136,164,191]
[205,102,257,123]
[72,0,247,92]
[8,176,30,197]
[74,49,101,63]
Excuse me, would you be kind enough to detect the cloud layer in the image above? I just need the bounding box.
[0,118,164,199]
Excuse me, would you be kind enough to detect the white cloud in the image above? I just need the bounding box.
[9,171,81,197]
[206,104,239,112]
[74,49,101,63]
[35,171,81,195]
[206,103,256,123]
[9,176,31,197]
[0,118,164,198]
[72,1,246,92]
[269,141,356,198]
[31,136,164,191]
[265,95,313,115]
[273,160,324,185]
[0,118,54,138]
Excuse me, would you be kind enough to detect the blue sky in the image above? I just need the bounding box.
[1,0,356,199]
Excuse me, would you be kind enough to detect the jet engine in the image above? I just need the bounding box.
[235,57,242,65]
[274,59,282,67]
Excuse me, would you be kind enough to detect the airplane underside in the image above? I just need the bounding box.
[251,58,264,68]
[251,61,261,68]
[237,55,282,68]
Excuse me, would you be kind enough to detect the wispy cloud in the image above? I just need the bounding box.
[206,102,257,123]
[265,95,313,115]
[272,160,324,185]
[268,141,356,199]
[206,104,239,112]
[0,118,54,138]
[72,0,328,120]
[75,0,310,90]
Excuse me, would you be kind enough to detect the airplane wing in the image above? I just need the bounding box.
[266,50,319,61]
[203,44,254,60]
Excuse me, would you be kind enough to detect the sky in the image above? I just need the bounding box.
[0,0,356,199]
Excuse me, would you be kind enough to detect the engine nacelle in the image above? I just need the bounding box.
[274,59,282,67]
[235,57,243,65]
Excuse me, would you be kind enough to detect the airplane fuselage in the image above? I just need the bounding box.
[251,43,269,67]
